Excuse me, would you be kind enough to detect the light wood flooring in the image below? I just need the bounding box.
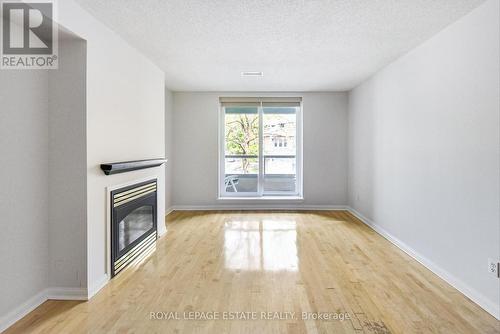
[4,211,499,333]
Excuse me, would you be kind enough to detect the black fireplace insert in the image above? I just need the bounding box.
[111,179,157,277]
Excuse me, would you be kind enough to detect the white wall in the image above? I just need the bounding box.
[56,0,166,294]
[0,71,49,317]
[48,33,87,290]
[0,30,89,331]
[165,88,174,212]
[348,0,499,318]
[172,92,348,208]
[1,2,166,327]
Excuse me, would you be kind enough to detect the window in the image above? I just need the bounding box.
[219,97,302,197]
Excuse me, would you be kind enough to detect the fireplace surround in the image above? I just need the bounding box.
[110,179,157,277]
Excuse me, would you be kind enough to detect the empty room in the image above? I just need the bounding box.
[0,0,499,333]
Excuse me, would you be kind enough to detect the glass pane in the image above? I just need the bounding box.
[264,157,296,192]
[265,157,296,174]
[118,206,153,252]
[263,108,297,193]
[224,107,259,193]
[225,157,259,174]
[263,112,296,155]
[225,112,259,155]
[224,158,258,192]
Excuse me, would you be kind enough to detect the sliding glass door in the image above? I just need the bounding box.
[262,103,298,194]
[223,103,260,195]
[220,97,301,197]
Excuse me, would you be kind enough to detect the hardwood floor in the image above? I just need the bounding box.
[5,211,499,333]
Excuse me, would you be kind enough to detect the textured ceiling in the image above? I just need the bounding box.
[73,0,485,91]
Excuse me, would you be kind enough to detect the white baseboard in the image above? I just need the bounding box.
[87,274,109,299]
[160,207,174,238]
[171,205,348,211]
[0,289,47,333]
[347,207,500,320]
[158,228,168,238]
[47,287,88,301]
[0,280,109,332]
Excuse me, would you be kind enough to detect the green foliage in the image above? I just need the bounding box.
[225,114,258,155]
[225,114,259,174]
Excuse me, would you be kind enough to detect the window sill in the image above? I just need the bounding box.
[217,196,304,201]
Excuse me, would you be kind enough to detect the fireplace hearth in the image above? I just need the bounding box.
[111,179,157,277]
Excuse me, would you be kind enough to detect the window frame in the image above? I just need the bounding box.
[218,97,303,199]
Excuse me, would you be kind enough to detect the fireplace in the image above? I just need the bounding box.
[111,179,157,277]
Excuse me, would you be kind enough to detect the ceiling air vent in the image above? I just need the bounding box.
[241,71,263,77]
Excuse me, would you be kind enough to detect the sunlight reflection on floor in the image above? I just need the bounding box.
[224,217,298,271]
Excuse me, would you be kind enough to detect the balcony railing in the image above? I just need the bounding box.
[225,155,295,159]
[224,154,296,193]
